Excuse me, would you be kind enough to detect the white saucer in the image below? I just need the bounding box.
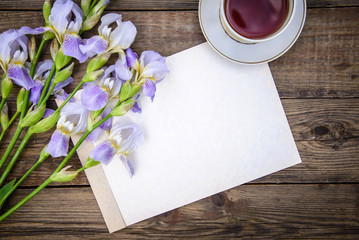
[198,0,307,64]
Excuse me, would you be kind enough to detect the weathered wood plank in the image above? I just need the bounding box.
[0,8,358,98]
[1,184,358,239]
[0,0,358,10]
[1,98,358,186]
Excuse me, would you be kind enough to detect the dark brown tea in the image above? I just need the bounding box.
[224,0,289,39]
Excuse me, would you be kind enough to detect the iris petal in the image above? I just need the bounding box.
[62,34,87,63]
[46,131,69,158]
[79,36,108,57]
[81,84,109,111]
[90,141,115,165]
[7,64,35,90]
[143,79,156,101]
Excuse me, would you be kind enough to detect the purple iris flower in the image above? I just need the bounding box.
[0,29,35,90]
[81,58,132,111]
[80,13,137,58]
[29,60,73,104]
[43,0,87,62]
[132,50,169,101]
[90,121,144,176]
[46,101,89,157]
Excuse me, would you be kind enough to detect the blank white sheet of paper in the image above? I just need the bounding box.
[100,43,301,226]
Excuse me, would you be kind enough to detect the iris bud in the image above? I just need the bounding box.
[86,52,111,73]
[20,104,46,128]
[50,166,78,183]
[43,31,55,41]
[1,76,13,99]
[55,49,72,70]
[53,63,74,84]
[50,38,59,61]
[81,0,91,18]
[111,98,135,117]
[16,88,26,112]
[84,157,100,169]
[43,0,51,26]
[82,69,104,83]
[119,82,141,102]
[29,110,60,134]
[81,12,103,32]
[1,103,9,129]
[29,36,36,62]
[39,145,50,163]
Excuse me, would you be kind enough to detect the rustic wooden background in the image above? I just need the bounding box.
[0,0,358,239]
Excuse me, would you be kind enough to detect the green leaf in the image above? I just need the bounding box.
[0,179,16,209]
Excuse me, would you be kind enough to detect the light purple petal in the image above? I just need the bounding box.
[44,108,55,118]
[86,128,104,142]
[140,51,169,81]
[62,34,87,63]
[7,64,35,90]
[110,122,144,153]
[90,141,115,165]
[98,13,122,37]
[0,29,19,65]
[120,155,134,177]
[19,26,45,35]
[55,89,74,102]
[45,131,69,158]
[115,58,132,81]
[49,0,74,36]
[29,80,44,104]
[53,76,73,93]
[126,48,138,68]
[109,21,137,50]
[131,102,141,113]
[100,115,112,131]
[81,84,109,111]
[79,36,108,57]
[34,60,53,80]
[143,79,156,101]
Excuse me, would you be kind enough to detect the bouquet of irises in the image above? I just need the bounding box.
[0,0,168,221]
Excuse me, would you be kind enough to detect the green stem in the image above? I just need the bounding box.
[56,81,84,112]
[0,114,111,222]
[0,38,47,173]
[0,131,32,186]
[0,178,52,221]
[0,98,6,113]
[0,125,23,171]
[38,64,56,105]
[0,111,20,144]
[0,150,49,207]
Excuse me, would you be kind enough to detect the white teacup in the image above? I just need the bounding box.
[220,0,296,44]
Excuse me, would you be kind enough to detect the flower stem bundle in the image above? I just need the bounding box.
[0,0,169,222]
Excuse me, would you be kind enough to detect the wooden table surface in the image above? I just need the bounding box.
[0,0,358,239]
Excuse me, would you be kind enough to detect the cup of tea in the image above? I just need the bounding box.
[220,0,296,44]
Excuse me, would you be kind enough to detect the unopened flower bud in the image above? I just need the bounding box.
[16,88,26,112]
[50,166,78,183]
[55,48,72,70]
[81,12,102,32]
[84,157,100,169]
[82,69,104,83]
[29,36,36,62]
[43,0,52,26]
[29,110,60,134]
[81,0,91,18]
[20,104,46,128]
[1,103,9,129]
[53,62,74,84]
[119,82,141,102]
[91,0,110,15]
[50,38,59,61]
[1,76,13,99]
[111,98,135,117]
[86,52,111,73]
[43,31,55,41]
[92,107,105,119]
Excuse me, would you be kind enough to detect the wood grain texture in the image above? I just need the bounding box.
[0,0,358,10]
[0,7,358,99]
[1,184,358,239]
